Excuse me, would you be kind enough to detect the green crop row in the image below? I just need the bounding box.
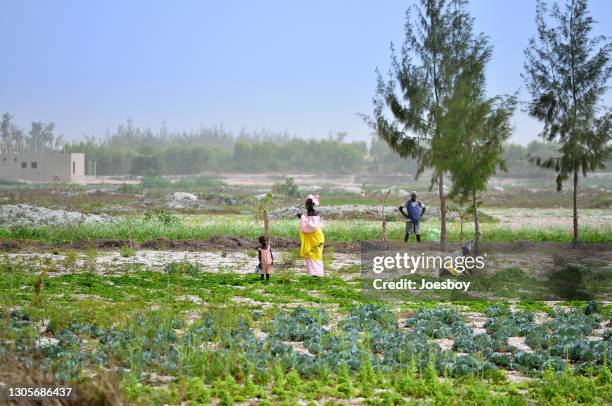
[1,215,611,244]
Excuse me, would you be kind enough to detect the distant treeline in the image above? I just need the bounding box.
[3,115,608,176]
[67,139,368,175]
[63,120,370,175]
[1,113,62,152]
[66,133,583,178]
[65,122,607,177]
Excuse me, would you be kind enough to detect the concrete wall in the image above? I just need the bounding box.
[0,152,85,183]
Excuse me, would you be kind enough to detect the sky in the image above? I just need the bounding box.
[1,0,611,145]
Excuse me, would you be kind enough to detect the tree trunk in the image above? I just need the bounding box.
[472,193,480,256]
[438,174,447,252]
[263,209,269,240]
[381,190,391,247]
[572,164,579,248]
[459,214,464,246]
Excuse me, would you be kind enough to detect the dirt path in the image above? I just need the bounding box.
[4,249,361,278]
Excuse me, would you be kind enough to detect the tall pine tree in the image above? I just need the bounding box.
[365,0,481,251]
[443,41,517,254]
[523,0,611,246]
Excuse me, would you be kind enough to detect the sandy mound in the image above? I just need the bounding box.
[0,204,112,228]
[270,205,398,220]
[270,204,458,220]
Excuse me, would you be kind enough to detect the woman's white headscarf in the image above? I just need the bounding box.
[305,194,320,206]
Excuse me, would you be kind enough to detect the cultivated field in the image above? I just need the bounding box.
[0,173,611,405]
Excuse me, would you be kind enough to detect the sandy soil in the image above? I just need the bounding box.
[507,336,532,353]
[220,173,363,189]
[486,208,612,230]
[3,249,360,278]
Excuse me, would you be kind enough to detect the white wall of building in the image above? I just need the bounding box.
[0,152,85,183]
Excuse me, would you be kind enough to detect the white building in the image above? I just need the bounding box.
[0,152,85,183]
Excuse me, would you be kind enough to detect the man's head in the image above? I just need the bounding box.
[410,191,417,201]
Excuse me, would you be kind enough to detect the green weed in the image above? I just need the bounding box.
[119,245,136,257]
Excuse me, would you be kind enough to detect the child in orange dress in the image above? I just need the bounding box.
[258,236,273,281]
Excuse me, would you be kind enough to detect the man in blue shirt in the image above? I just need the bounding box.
[399,191,426,242]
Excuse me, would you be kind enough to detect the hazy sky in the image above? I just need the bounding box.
[2,0,611,144]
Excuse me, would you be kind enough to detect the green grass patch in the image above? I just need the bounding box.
[1,215,611,244]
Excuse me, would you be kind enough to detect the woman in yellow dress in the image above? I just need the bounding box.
[297,194,324,277]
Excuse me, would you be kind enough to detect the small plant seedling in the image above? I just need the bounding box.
[33,268,48,306]
[85,247,98,272]
[281,247,301,269]
[120,245,136,258]
[323,246,334,270]
[63,250,79,271]
[163,261,200,276]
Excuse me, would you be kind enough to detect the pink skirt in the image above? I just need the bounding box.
[304,258,324,277]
